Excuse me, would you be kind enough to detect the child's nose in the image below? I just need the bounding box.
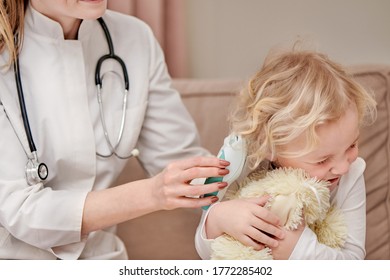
[331,158,350,175]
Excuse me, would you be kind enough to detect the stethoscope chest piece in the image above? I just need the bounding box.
[25,153,48,186]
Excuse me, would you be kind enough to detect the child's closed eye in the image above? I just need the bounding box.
[316,158,329,165]
[349,142,358,149]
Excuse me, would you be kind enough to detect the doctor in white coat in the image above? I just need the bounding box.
[0,0,229,259]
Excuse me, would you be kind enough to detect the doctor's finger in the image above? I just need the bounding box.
[169,156,230,171]
[184,166,230,183]
[184,181,228,198]
[174,195,220,209]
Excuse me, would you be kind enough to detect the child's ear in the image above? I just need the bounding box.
[266,153,281,169]
[265,152,274,161]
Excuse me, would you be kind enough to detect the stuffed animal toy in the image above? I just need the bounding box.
[210,167,347,260]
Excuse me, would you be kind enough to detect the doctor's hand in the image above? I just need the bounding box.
[82,156,228,236]
[149,156,230,210]
[205,197,285,250]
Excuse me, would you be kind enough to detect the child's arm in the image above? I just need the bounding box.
[195,196,285,259]
[268,221,305,259]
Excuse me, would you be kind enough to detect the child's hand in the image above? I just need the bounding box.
[269,220,305,259]
[205,196,285,250]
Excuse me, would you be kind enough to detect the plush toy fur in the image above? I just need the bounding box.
[210,168,347,260]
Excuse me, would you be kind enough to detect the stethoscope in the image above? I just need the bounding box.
[14,17,138,186]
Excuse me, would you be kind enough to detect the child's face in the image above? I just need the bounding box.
[275,104,359,192]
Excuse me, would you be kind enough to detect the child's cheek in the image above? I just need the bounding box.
[306,166,328,182]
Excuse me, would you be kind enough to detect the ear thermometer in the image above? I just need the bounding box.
[202,134,247,210]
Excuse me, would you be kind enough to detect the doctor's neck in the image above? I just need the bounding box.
[59,19,82,40]
[30,1,82,40]
[30,0,107,40]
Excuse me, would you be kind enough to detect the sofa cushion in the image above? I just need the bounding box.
[351,65,390,259]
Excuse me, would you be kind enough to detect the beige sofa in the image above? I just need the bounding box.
[116,65,390,260]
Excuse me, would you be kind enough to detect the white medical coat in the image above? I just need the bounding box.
[0,6,208,259]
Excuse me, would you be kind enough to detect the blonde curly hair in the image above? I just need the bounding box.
[230,49,377,169]
[0,0,27,67]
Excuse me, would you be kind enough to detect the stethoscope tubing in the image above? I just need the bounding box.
[14,17,136,186]
[95,17,129,91]
[14,56,49,185]
[94,17,135,159]
[14,55,37,154]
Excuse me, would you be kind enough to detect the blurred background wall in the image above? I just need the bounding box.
[184,0,390,79]
[108,0,390,79]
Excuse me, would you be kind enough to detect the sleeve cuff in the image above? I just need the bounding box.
[195,203,220,259]
[289,226,316,259]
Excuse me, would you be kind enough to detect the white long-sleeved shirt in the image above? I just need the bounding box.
[195,157,366,259]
